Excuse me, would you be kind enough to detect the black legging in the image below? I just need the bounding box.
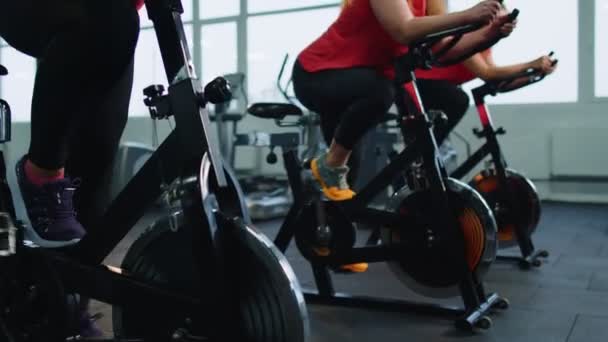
[416,78,470,145]
[293,61,394,184]
[293,62,470,187]
[0,0,139,227]
[293,61,395,150]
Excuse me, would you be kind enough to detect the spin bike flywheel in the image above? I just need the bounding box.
[470,168,541,249]
[113,212,309,342]
[381,178,498,298]
[0,252,71,342]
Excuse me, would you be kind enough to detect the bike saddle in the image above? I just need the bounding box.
[0,64,7,76]
[248,103,303,120]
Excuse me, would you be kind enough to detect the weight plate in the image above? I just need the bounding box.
[113,213,309,342]
[470,168,541,249]
[381,178,497,298]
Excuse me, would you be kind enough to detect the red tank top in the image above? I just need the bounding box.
[135,0,144,10]
[298,0,427,75]
[415,49,492,85]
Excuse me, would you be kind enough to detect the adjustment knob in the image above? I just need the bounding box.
[144,84,165,98]
[204,77,233,105]
[267,148,278,164]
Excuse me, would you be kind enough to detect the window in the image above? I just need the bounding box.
[596,0,608,97]
[131,26,193,116]
[248,0,338,14]
[201,22,238,82]
[0,47,36,122]
[449,0,579,104]
[247,7,340,103]
[139,0,193,28]
[200,0,240,19]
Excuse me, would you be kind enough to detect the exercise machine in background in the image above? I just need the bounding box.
[229,54,327,220]
[450,55,558,269]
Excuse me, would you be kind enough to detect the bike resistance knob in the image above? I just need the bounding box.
[204,77,233,105]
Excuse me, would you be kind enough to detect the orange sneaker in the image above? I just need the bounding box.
[310,154,356,201]
[335,263,369,273]
[311,247,369,273]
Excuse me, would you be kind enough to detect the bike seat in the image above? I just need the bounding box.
[0,64,7,76]
[248,103,303,120]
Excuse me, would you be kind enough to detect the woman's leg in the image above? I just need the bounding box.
[416,78,471,145]
[293,62,394,193]
[292,62,393,273]
[65,60,134,230]
[1,0,139,245]
[1,1,139,337]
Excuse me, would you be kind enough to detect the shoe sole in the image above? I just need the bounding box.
[23,224,81,248]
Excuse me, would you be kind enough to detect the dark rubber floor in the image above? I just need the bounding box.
[96,201,608,341]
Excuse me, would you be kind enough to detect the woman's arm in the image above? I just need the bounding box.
[463,53,531,81]
[370,0,502,45]
[432,13,514,64]
[423,0,513,68]
[426,0,556,79]
[464,53,557,81]
[426,0,448,16]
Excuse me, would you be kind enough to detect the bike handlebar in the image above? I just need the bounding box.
[408,22,485,50]
[398,8,519,72]
[472,51,558,98]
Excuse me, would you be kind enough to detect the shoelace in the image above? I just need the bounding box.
[42,179,81,222]
[47,187,78,220]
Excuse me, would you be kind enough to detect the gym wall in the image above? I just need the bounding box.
[0,0,607,222]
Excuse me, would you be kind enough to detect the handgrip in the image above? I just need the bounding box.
[508,8,520,21]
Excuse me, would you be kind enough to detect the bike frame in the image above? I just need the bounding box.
[450,88,510,181]
[271,24,510,326]
[449,69,551,266]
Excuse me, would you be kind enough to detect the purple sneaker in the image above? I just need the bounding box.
[15,156,85,248]
[78,312,105,339]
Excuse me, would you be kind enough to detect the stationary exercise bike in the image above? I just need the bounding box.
[248,15,521,331]
[0,1,308,341]
[449,56,558,269]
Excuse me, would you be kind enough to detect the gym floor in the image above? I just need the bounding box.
[96,201,608,341]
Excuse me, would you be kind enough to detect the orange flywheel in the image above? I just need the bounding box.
[458,207,486,271]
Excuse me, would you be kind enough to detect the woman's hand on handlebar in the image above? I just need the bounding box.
[463,0,502,25]
[485,12,517,39]
[530,55,557,75]
[499,20,517,37]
